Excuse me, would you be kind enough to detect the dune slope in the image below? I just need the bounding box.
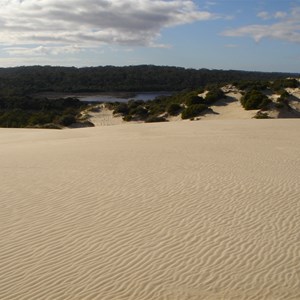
[0,120,299,300]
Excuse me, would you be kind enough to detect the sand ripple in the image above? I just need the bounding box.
[0,120,299,299]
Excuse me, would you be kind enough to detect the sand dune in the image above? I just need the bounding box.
[85,85,300,125]
[201,92,258,120]
[85,105,124,126]
[1,120,300,300]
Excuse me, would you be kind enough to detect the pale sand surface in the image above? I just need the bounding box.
[1,120,300,300]
[88,105,124,126]
[200,92,258,120]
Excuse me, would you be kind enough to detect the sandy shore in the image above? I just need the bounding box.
[1,120,300,300]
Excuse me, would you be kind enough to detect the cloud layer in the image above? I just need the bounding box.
[0,0,215,53]
[223,7,300,43]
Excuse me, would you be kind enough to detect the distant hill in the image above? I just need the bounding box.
[0,65,297,94]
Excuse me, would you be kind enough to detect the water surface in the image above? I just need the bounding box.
[39,91,173,102]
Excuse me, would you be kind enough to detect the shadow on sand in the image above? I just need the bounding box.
[212,96,238,107]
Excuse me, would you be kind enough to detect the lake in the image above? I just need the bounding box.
[79,92,173,102]
[37,91,173,103]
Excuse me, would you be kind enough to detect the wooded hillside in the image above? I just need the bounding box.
[0,65,295,94]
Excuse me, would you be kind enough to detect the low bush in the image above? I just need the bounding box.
[123,115,132,122]
[147,103,167,116]
[113,103,129,115]
[128,100,145,110]
[277,91,290,104]
[181,104,208,119]
[133,106,149,120]
[28,112,55,125]
[272,79,299,91]
[205,88,225,104]
[0,109,30,128]
[254,112,270,119]
[167,103,182,116]
[58,114,77,126]
[184,92,205,106]
[241,90,270,110]
[235,80,269,91]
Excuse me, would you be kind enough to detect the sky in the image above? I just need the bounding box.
[0,0,299,72]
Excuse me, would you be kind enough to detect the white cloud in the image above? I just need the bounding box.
[257,10,287,20]
[257,11,270,20]
[223,7,300,43]
[274,11,287,19]
[0,56,81,67]
[5,45,83,56]
[0,0,216,55]
[204,1,217,9]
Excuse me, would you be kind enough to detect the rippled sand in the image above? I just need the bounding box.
[1,120,299,300]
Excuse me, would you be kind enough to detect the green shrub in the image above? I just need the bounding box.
[235,80,269,91]
[147,103,167,116]
[277,91,290,104]
[185,92,205,106]
[128,100,145,110]
[205,88,225,104]
[254,112,270,119]
[0,109,30,128]
[181,104,208,119]
[113,103,129,115]
[272,79,298,91]
[28,112,54,125]
[134,106,148,120]
[280,90,290,97]
[123,115,132,122]
[58,114,76,126]
[167,103,182,116]
[241,90,270,110]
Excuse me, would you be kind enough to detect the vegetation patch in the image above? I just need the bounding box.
[167,103,182,116]
[254,112,270,119]
[240,90,271,110]
[181,104,208,119]
[205,88,225,104]
[1,70,298,128]
[272,79,299,91]
[0,96,89,128]
[0,65,292,94]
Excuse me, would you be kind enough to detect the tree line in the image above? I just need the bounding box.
[0,65,295,95]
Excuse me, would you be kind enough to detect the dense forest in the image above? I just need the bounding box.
[0,65,299,128]
[0,65,296,94]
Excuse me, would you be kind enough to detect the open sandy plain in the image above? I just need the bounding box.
[1,119,300,300]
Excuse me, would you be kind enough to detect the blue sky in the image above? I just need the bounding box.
[0,0,299,72]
